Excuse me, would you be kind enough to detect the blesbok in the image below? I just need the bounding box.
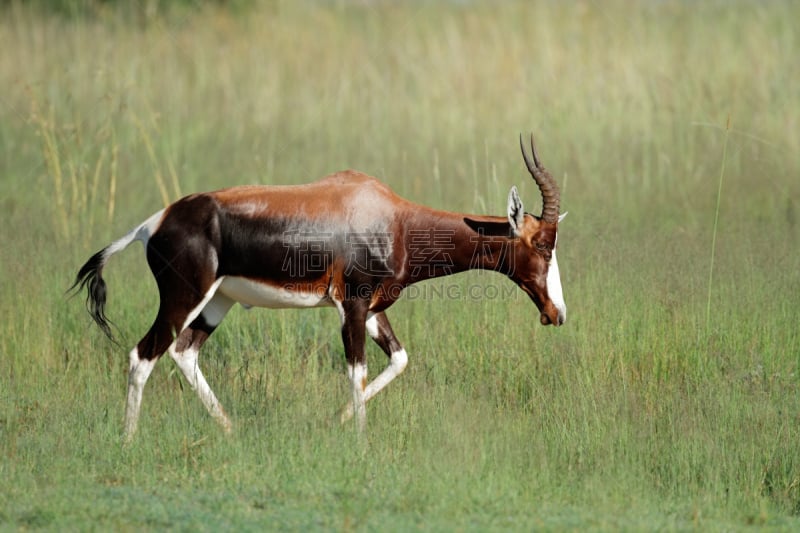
[71,135,566,440]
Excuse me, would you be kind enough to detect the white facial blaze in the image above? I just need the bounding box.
[547,236,567,323]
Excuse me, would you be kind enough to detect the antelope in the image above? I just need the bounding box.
[71,135,566,440]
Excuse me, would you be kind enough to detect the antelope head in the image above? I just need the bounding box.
[506,134,567,326]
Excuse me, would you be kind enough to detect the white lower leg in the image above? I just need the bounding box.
[365,349,408,401]
[347,362,368,432]
[341,349,407,423]
[169,345,232,433]
[124,348,157,441]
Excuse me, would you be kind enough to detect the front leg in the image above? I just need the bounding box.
[339,300,369,433]
[340,311,409,423]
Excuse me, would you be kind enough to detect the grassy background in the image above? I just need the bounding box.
[2,0,799,529]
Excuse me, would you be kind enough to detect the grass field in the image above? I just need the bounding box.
[2,0,799,530]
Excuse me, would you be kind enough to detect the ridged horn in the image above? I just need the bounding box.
[519,133,560,224]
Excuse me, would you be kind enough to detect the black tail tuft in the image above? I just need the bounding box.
[69,249,116,341]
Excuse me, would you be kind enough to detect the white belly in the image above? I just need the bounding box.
[218,276,331,309]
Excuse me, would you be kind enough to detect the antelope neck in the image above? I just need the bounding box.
[399,207,513,285]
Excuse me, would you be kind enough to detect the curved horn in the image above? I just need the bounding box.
[519,133,560,224]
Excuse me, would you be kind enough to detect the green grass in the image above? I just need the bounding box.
[2,0,799,530]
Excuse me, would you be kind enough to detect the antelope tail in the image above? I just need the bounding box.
[69,209,165,340]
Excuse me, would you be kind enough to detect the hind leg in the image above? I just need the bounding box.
[123,278,225,442]
[124,346,160,441]
[168,292,235,433]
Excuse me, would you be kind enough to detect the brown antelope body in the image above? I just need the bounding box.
[72,135,566,439]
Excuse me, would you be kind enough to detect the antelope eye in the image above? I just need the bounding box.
[535,242,548,252]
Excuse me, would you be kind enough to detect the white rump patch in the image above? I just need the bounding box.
[218,276,329,309]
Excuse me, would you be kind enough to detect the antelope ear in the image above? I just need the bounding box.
[507,186,525,236]
[558,212,568,223]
